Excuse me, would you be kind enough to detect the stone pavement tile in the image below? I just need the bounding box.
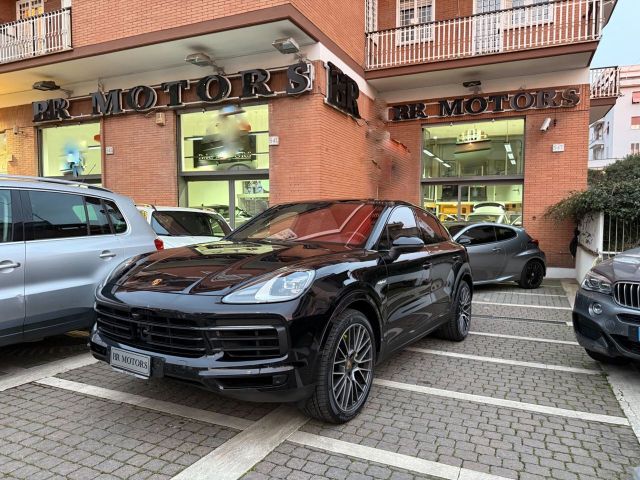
[476,283,567,296]
[300,384,640,480]
[56,361,274,421]
[0,334,89,371]
[0,383,238,480]
[473,291,571,308]
[242,442,442,480]
[471,317,577,342]
[416,334,599,370]
[376,349,623,417]
[473,303,572,322]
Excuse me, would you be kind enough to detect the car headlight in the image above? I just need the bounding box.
[222,268,315,304]
[97,254,147,292]
[581,271,612,295]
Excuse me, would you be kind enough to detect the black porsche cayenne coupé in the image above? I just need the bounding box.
[91,200,473,423]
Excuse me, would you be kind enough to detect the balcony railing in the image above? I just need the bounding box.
[366,0,605,70]
[590,66,620,99]
[0,8,71,65]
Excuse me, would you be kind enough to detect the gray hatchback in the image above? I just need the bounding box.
[447,222,546,288]
[0,176,160,346]
[574,248,640,363]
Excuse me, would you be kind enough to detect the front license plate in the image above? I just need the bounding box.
[110,347,151,378]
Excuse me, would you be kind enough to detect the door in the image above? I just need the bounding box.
[22,191,124,339]
[494,225,519,277]
[474,0,503,55]
[458,225,505,282]
[380,206,432,352]
[414,208,459,323]
[0,189,25,346]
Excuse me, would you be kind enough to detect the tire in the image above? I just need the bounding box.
[585,348,629,365]
[439,281,472,342]
[299,309,375,423]
[518,260,545,289]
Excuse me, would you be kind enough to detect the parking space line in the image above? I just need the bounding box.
[35,377,252,431]
[172,405,308,480]
[474,301,572,311]
[602,363,640,443]
[0,353,97,392]
[566,321,574,326]
[374,379,630,426]
[473,314,572,326]
[289,431,510,480]
[469,331,580,346]
[406,347,601,375]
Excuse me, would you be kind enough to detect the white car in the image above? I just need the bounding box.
[466,202,513,225]
[137,205,231,249]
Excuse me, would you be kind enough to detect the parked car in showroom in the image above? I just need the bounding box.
[574,248,640,363]
[137,205,231,248]
[466,202,513,224]
[0,175,161,347]
[91,200,473,423]
[446,222,546,288]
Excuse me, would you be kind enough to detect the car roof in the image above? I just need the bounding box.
[273,199,414,209]
[448,221,522,232]
[0,174,126,200]
[137,205,225,215]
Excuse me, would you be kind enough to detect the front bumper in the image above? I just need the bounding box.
[90,326,315,402]
[573,288,640,361]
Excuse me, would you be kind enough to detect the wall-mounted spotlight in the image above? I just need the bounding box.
[33,80,60,91]
[185,52,214,67]
[272,37,300,55]
[462,80,481,88]
[540,117,552,132]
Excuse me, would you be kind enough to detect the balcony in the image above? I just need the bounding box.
[590,66,620,123]
[0,8,71,65]
[366,0,606,72]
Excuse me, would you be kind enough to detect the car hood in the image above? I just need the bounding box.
[593,247,640,282]
[160,235,224,249]
[115,240,357,295]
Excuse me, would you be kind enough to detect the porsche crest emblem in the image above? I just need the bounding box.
[151,278,163,286]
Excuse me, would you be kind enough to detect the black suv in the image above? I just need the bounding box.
[91,200,472,423]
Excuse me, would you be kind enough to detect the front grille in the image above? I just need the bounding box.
[613,282,640,310]
[95,304,286,360]
[611,335,640,355]
[208,327,285,360]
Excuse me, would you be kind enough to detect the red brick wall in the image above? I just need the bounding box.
[101,112,178,205]
[0,105,37,176]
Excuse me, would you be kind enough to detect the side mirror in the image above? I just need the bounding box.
[457,237,471,246]
[384,236,424,262]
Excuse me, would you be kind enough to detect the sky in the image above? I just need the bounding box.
[591,0,640,68]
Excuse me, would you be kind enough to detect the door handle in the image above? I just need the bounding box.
[0,260,21,270]
[99,251,117,259]
[492,247,503,253]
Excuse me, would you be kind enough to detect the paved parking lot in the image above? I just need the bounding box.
[0,280,639,480]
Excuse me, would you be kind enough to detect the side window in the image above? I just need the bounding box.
[0,190,12,243]
[414,209,447,245]
[496,227,517,242]
[458,226,496,246]
[206,215,228,236]
[378,206,419,250]
[85,196,112,235]
[104,200,127,234]
[27,191,88,240]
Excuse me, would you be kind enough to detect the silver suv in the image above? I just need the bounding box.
[0,175,160,346]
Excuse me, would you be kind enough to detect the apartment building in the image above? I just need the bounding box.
[0,0,619,270]
[590,64,640,169]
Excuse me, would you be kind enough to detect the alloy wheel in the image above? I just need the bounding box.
[525,262,544,288]
[457,283,472,335]
[331,324,373,413]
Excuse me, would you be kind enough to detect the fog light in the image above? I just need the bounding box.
[273,374,288,386]
[590,303,603,316]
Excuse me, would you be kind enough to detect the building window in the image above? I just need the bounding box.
[422,118,525,180]
[631,117,640,130]
[398,0,433,43]
[40,123,102,180]
[632,92,640,104]
[631,143,640,155]
[16,0,44,20]
[511,0,552,26]
[366,0,378,32]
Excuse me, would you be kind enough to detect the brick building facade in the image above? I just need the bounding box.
[0,0,617,271]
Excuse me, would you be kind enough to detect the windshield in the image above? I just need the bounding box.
[151,211,231,237]
[229,202,384,247]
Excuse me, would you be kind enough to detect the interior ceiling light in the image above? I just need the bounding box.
[504,143,513,153]
[434,157,444,163]
[185,52,214,67]
[442,162,452,168]
[462,80,482,88]
[423,149,435,157]
[32,80,60,91]
[272,37,300,55]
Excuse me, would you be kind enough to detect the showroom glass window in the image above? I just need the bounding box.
[40,123,102,181]
[421,119,524,224]
[180,105,270,229]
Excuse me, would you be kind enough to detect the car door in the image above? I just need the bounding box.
[379,206,432,352]
[457,225,504,281]
[494,226,519,277]
[22,190,124,339]
[0,189,25,346]
[414,208,460,325]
